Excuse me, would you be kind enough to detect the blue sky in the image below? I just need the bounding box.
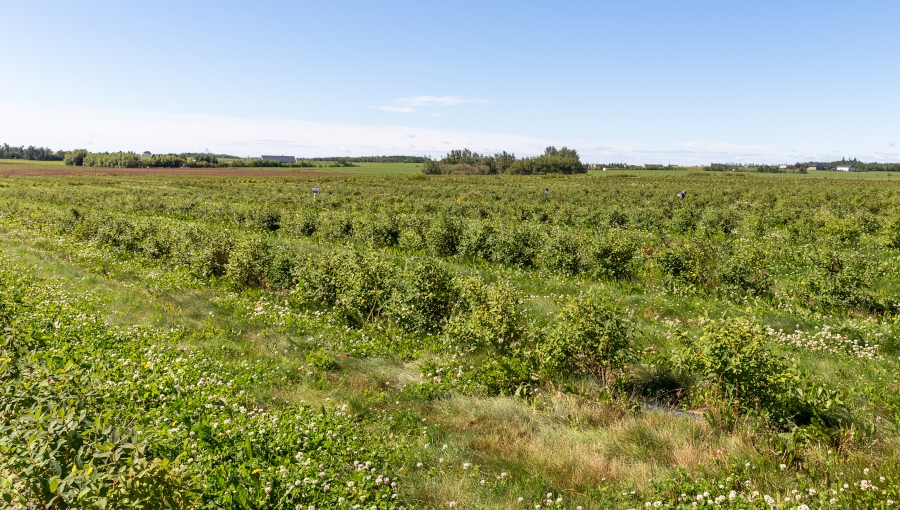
[1,0,898,164]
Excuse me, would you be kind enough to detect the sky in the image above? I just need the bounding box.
[1,0,898,164]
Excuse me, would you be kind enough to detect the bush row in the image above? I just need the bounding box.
[3,204,855,433]
[4,199,895,312]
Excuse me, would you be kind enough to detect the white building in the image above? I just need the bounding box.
[836,165,855,172]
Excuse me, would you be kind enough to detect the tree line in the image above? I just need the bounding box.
[0,144,66,161]
[63,151,358,168]
[422,146,586,175]
[709,159,900,173]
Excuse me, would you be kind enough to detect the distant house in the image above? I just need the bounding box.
[261,155,296,163]
[807,163,826,170]
[142,151,151,157]
[836,165,856,172]
[778,165,787,169]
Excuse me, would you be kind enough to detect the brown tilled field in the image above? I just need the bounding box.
[0,166,342,177]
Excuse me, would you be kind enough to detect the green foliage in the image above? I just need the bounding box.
[291,250,347,308]
[249,207,281,232]
[333,251,396,327]
[425,213,462,256]
[386,259,459,334]
[539,296,633,382]
[282,209,318,237]
[717,243,773,297]
[0,143,65,161]
[539,229,583,275]
[421,157,441,175]
[182,226,234,278]
[0,260,405,509]
[457,220,495,260]
[582,231,637,281]
[655,240,709,286]
[676,319,843,428]
[63,148,88,166]
[305,347,338,371]
[146,154,187,168]
[226,236,273,288]
[445,279,528,354]
[507,146,586,175]
[487,223,541,267]
[83,152,143,168]
[356,213,400,247]
[805,250,873,310]
[319,211,354,240]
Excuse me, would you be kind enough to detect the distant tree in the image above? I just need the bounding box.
[507,146,585,174]
[64,149,88,166]
[0,144,64,161]
[422,157,442,175]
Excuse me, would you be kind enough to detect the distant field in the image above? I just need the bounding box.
[295,161,423,175]
[592,167,900,180]
[0,159,422,176]
[0,159,65,168]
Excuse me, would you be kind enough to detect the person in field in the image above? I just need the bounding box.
[677,190,686,199]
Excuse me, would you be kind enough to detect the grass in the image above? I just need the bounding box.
[0,158,66,168]
[2,172,900,508]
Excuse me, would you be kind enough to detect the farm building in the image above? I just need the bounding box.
[807,163,826,170]
[142,151,151,156]
[836,165,856,172]
[261,155,296,163]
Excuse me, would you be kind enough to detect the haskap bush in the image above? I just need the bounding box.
[444,278,528,354]
[539,229,583,275]
[330,250,397,327]
[539,295,633,383]
[581,231,637,281]
[488,223,541,267]
[425,213,462,256]
[717,242,773,297]
[355,213,400,247]
[226,235,274,288]
[676,319,843,428]
[386,259,459,335]
[457,219,495,260]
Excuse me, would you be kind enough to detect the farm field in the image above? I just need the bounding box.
[0,158,66,168]
[2,172,900,509]
[0,160,422,177]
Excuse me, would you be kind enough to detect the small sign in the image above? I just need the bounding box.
[312,188,320,199]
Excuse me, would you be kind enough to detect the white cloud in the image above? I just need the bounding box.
[375,95,486,113]
[405,134,415,138]
[375,105,416,113]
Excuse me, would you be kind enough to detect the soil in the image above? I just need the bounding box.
[0,167,343,178]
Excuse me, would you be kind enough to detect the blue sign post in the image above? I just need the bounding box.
[312,187,320,200]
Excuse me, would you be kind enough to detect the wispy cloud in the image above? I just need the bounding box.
[223,139,317,149]
[375,105,416,113]
[375,95,486,113]
[405,134,415,138]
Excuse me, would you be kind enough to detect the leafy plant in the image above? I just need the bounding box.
[539,296,633,383]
